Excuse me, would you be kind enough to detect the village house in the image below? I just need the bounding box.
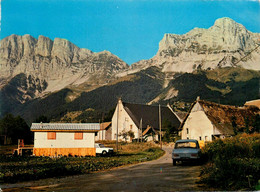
[95,122,112,141]
[180,97,259,142]
[31,123,100,156]
[111,99,182,141]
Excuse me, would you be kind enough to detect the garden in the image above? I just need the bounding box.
[0,142,164,183]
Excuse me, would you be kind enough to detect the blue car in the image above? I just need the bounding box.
[172,139,201,165]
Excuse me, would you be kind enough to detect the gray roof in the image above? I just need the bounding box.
[31,123,100,131]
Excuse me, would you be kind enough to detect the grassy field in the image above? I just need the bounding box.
[0,142,164,184]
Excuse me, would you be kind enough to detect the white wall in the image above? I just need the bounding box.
[96,130,106,141]
[34,132,95,148]
[181,102,214,141]
[111,101,139,141]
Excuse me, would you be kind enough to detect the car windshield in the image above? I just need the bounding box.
[175,141,198,149]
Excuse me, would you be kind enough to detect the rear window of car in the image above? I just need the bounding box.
[175,141,198,149]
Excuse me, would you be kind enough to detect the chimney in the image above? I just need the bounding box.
[196,96,200,101]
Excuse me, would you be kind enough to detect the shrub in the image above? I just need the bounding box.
[200,134,260,190]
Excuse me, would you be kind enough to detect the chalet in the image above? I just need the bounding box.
[95,122,112,141]
[111,99,181,141]
[31,123,100,156]
[180,97,259,141]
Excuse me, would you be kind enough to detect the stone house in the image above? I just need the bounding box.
[31,123,100,156]
[111,99,181,141]
[180,98,259,141]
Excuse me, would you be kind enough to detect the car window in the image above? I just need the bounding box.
[100,144,105,148]
[175,142,198,149]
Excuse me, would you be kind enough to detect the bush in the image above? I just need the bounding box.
[200,134,260,190]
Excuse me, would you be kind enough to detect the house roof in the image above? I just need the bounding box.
[245,99,260,109]
[122,102,181,130]
[31,123,100,132]
[180,99,259,135]
[100,122,111,130]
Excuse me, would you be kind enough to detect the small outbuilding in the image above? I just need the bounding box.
[95,122,112,141]
[31,123,100,156]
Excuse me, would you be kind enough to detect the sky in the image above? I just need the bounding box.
[1,0,260,64]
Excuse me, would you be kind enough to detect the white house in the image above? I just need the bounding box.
[111,99,182,141]
[180,97,259,142]
[31,123,100,156]
[95,122,112,141]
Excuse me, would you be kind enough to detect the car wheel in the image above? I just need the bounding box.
[173,160,176,166]
[102,150,107,156]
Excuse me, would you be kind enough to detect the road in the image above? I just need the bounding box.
[2,147,202,192]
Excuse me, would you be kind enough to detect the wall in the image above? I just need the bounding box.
[34,132,95,148]
[181,102,214,141]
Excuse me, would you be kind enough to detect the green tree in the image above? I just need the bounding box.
[0,114,32,144]
[162,119,177,142]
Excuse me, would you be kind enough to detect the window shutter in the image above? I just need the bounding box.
[75,132,83,140]
[47,132,56,140]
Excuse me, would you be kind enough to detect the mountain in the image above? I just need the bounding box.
[1,17,260,122]
[130,17,260,73]
[0,34,128,97]
[4,67,258,124]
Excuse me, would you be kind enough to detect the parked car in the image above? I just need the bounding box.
[172,139,201,165]
[95,143,114,156]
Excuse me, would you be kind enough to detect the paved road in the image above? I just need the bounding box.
[2,147,202,192]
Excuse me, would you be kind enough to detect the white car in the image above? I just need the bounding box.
[95,143,114,156]
[172,139,201,165]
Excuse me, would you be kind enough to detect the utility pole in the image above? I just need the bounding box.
[140,118,142,143]
[159,104,162,149]
[116,99,119,152]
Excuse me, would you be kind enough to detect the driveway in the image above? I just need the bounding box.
[2,146,202,191]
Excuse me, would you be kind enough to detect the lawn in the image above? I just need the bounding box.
[0,142,164,183]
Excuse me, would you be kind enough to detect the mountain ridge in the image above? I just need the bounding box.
[1,17,260,121]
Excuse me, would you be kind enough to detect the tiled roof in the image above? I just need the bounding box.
[31,123,100,131]
[100,122,111,130]
[122,102,181,130]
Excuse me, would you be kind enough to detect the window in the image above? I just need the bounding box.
[186,128,189,134]
[75,132,83,140]
[47,132,56,140]
[205,136,208,141]
[125,117,129,122]
[130,125,133,130]
[199,136,202,140]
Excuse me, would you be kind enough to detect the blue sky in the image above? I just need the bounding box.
[1,0,260,64]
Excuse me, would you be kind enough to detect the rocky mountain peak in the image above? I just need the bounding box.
[0,34,129,94]
[149,17,260,72]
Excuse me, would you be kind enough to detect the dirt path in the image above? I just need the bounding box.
[1,146,202,191]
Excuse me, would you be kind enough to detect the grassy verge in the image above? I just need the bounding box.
[0,142,164,183]
[199,133,260,191]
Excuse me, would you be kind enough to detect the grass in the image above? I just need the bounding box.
[0,142,164,184]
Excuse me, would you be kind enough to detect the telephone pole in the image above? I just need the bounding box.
[159,104,162,149]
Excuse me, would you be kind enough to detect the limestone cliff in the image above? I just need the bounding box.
[0,34,128,97]
[130,18,260,73]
